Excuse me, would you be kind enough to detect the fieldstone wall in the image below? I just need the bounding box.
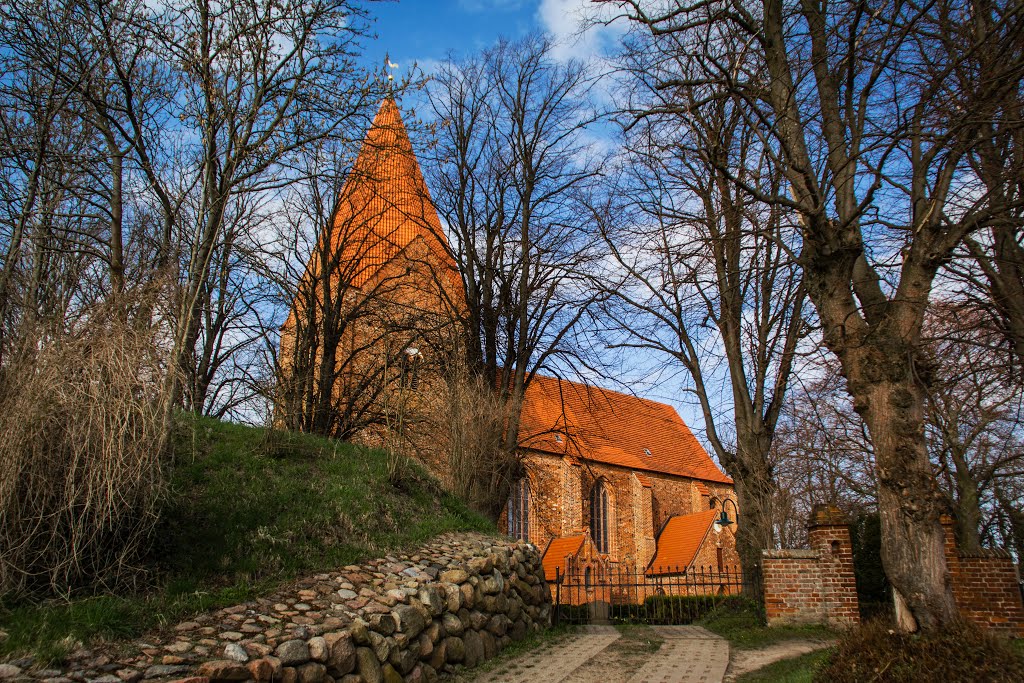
[1,533,549,683]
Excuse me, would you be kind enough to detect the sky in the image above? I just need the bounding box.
[360,0,616,75]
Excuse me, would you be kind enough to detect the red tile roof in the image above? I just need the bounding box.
[634,473,653,488]
[518,374,732,484]
[323,97,456,289]
[646,509,721,576]
[541,535,585,582]
[696,482,710,496]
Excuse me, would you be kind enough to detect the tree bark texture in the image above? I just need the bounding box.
[824,323,958,631]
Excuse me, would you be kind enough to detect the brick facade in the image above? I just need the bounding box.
[503,453,740,577]
[762,505,860,628]
[941,516,1024,636]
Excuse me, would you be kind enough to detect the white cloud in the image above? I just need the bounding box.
[537,0,627,64]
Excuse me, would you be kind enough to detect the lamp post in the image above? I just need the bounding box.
[715,498,739,528]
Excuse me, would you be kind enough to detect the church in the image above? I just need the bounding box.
[278,96,741,583]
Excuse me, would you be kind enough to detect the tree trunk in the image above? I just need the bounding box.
[730,458,775,595]
[721,432,776,596]
[842,344,958,632]
[951,447,983,554]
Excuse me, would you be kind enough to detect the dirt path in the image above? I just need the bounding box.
[723,638,836,682]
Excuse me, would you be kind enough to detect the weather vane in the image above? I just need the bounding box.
[385,53,398,82]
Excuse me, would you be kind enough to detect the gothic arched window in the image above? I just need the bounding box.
[590,480,611,553]
[507,478,530,541]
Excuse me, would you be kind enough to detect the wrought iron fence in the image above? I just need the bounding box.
[552,564,754,626]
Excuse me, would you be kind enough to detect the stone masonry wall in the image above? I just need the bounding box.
[942,516,1024,637]
[4,534,549,683]
[762,505,860,629]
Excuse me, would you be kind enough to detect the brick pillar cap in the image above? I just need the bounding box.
[939,514,954,526]
[808,504,849,528]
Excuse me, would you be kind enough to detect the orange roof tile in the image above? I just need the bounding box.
[316,97,457,290]
[518,374,732,484]
[634,472,653,488]
[646,509,721,576]
[541,535,585,582]
[696,482,710,496]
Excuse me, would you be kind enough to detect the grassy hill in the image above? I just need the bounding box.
[0,416,493,663]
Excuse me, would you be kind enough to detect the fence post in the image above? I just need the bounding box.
[554,567,561,626]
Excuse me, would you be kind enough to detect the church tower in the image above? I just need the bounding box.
[277,97,463,446]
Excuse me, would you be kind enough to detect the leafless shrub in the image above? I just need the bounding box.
[0,304,171,598]
[444,368,523,517]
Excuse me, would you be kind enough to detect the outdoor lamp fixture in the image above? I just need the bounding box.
[716,499,738,528]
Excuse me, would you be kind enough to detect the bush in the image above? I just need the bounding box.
[628,594,753,624]
[815,620,1024,683]
[0,308,170,598]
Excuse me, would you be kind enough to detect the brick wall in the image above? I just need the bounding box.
[499,453,739,578]
[762,505,860,629]
[941,516,1024,636]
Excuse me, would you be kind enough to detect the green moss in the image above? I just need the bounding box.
[0,415,493,664]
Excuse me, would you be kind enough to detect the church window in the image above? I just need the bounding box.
[507,477,530,541]
[590,480,611,554]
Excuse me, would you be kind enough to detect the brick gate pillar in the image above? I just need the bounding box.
[762,504,860,628]
[807,504,861,627]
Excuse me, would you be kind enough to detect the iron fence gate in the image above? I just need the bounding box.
[552,564,754,625]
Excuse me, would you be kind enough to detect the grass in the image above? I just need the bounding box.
[698,601,836,650]
[734,648,832,683]
[0,415,493,664]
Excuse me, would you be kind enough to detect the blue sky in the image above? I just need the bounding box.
[363,1,538,68]
[360,1,621,75]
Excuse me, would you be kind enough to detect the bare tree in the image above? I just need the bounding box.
[609,0,1024,630]
[268,134,423,439]
[152,0,378,425]
[424,34,608,518]
[923,302,1024,554]
[599,45,807,587]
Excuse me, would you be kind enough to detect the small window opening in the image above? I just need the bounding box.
[400,347,421,390]
[831,540,841,555]
[554,433,563,443]
[643,447,652,456]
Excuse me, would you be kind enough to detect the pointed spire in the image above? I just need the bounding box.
[328,96,453,288]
